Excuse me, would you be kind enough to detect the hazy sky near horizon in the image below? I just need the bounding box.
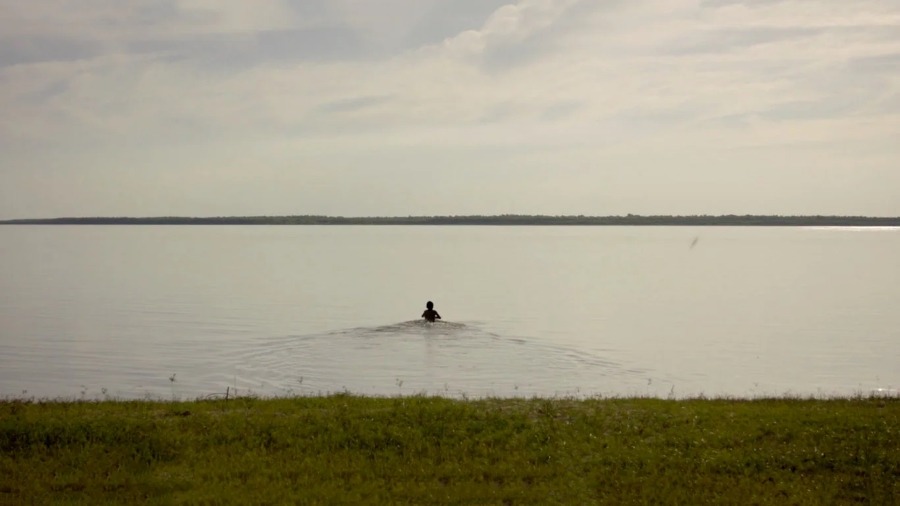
[1,1,898,219]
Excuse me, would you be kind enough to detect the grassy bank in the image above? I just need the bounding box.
[1,395,897,504]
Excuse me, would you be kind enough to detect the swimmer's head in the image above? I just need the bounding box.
[426,301,434,310]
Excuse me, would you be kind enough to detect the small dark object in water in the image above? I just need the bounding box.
[422,301,441,323]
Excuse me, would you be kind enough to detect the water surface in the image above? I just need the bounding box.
[0,226,897,399]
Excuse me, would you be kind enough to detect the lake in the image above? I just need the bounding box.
[0,225,897,400]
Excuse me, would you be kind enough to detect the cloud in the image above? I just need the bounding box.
[439,0,584,61]
[3,0,898,142]
[315,95,395,114]
[1,0,898,218]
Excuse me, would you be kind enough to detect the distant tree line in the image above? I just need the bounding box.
[1,214,899,226]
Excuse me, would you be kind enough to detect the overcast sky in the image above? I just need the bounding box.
[1,0,898,219]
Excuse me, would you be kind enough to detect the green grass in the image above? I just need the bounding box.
[1,395,897,504]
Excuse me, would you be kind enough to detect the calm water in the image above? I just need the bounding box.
[0,226,897,400]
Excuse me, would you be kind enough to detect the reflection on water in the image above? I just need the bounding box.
[0,318,649,401]
[229,320,647,401]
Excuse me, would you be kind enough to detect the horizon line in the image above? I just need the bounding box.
[4,212,900,219]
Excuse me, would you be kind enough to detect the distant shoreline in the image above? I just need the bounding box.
[1,215,900,226]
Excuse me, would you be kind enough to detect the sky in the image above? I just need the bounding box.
[1,0,898,219]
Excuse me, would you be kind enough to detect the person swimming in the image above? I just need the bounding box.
[421,301,441,323]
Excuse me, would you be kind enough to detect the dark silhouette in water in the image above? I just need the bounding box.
[421,301,441,323]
